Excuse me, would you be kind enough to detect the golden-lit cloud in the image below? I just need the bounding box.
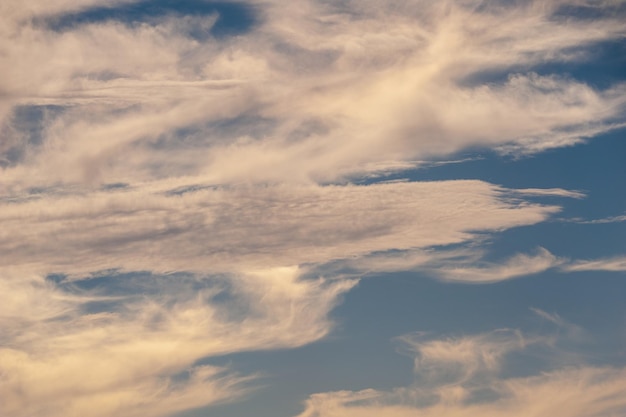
[0,180,561,276]
[1,0,625,187]
[295,329,626,417]
[0,266,355,417]
[1,0,624,416]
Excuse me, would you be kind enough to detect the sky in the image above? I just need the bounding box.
[0,1,625,416]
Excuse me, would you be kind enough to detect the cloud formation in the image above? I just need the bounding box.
[0,267,355,417]
[431,247,562,283]
[1,0,625,416]
[295,328,626,417]
[1,0,625,188]
[564,214,626,224]
[0,180,561,276]
[563,255,626,272]
[0,175,572,416]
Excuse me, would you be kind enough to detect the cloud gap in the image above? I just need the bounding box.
[39,0,260,39]
[0,105,65,168]
[460,38,626,90]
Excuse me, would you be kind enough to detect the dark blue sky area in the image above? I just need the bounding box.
[375,128,626,221]
[42,0,259,38]
[461,38,626,90]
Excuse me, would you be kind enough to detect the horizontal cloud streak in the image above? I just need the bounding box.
[432,248,562,283]
[563,256,626,272]
[0,180,560,276]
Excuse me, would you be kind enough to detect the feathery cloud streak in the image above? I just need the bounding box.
[295,327,626,417]
[0,180,561,276]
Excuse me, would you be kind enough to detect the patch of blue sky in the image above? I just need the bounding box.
[41,0,259,38]
[0,105,65,167]
[148,115,277,151]
[460,38,626,90]
[551,1,626,21]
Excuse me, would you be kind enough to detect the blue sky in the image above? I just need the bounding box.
[1,1,625,417]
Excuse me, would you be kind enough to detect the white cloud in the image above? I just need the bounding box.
[329,247,563,284]
[297,367,626,417]
[1,1,624,416]
[0,266,355,417]
[564,214,626,224]
[563,255,626,272]
[1,0,625,188]
[345,247,626,283]
[432,248,562,283]
[0,177,564,416]
[529,307,588,342]
[295,329,626,417]
[0,180,560,277]
[511,188,585,199]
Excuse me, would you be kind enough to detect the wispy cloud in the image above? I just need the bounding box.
[530,307,588,344]
[562,214,626,224]
[431,247,562,283]
[1,0,624,416]
[0,178,567,415]
[511,188,585,199]
[297,367,626,417]
[295,326,626,417]
[0,180,561,277]
[0,267,355,417]
[562,255,626,272]
[2,0,625,188]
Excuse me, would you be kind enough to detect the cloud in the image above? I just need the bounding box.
[295,328,626,417]
[1,1,625,416]
[1,0,626,188]
[0,177,566,416]
[562,255,626,272]
[529,307,587,342]
[322,244,626,285]
[325,246,563,284]
[338,245,626,283]
[297,367,626,417]
[511,188,585,199]
[431,248,562,283]
[398,329,534,383]
[0,180,561,277]
[563,214,626,224]
[0,266,355,417]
